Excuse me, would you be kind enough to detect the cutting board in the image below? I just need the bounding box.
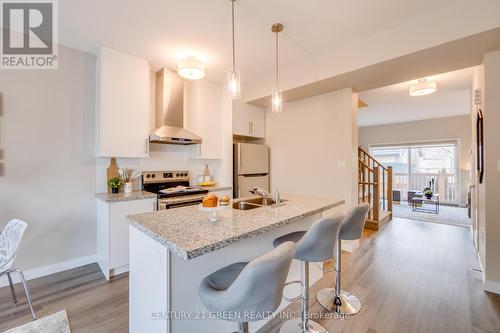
[107,157,121,193]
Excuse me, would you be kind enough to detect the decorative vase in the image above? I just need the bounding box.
[124,182,133,194]
[111,187,119,194]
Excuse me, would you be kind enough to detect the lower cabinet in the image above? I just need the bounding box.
[97,198,156,280]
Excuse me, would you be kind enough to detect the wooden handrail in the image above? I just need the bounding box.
[358,146,388,171]
[358,147,393,225]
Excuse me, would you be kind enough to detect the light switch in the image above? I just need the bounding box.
[337,160,346,169]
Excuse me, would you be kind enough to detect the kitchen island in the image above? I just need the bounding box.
[127,194,344,333]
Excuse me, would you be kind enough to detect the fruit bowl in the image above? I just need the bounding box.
[198,204,230,222]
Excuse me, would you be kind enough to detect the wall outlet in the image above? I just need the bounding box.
[337,160,346,169]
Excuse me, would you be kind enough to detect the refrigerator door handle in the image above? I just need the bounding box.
[238,145,242,171]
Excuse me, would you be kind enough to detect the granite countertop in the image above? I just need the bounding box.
[127,194,344,260]
[95,191,157,203]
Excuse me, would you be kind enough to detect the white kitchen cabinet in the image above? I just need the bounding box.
[232,99,265,138]
[185,80,224,159]
[96,197,156,280]
[96,47,150,157]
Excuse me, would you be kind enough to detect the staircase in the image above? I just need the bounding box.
[358,147,393,230]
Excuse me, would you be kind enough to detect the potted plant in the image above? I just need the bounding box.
[423,187,433,199]
[108,177,124,194]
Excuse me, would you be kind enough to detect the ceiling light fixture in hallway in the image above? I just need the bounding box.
[409,78,437,96]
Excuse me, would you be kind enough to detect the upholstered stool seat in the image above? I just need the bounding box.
[199,242,295,333]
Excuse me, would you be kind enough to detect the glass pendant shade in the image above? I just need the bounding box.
[271,88,282,113]
[228,70,241,99]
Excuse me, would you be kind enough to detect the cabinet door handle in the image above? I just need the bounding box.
[145,138,149,156]
[249,122,253,134]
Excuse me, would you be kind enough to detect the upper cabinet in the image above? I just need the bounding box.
[232,99,265,138]
[185,80,224,159]
[96,47,150,158]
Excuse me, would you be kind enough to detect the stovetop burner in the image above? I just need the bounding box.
[142,170,209,198]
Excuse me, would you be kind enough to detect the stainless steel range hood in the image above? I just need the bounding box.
[150,68,202,145]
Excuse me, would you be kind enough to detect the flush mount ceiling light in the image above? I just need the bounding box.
[271,23,283,113]
[409,78,437,96]
[178,56,206,80]
[227,0,241,99]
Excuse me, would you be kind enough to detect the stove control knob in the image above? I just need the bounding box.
[151,174,156,178]
[146,174,150,179]
[176,173,180,177]
[183,172,188,177]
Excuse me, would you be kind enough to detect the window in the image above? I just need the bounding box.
[371,143,458,204]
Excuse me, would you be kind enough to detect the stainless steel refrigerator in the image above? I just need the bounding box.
[233,143,270,198]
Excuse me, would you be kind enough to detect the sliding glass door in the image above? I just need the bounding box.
[370,143,458,204]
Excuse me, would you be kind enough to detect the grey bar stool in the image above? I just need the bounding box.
[199,242,295,333]
[273,214,344,333]
[316,203,370,315]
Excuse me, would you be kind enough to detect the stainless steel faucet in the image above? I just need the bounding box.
[250,186,281,206]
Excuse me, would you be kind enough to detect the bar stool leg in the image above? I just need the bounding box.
[316,241,361,315]
[279,261,327,333]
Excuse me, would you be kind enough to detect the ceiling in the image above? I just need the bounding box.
[358,67,476,127]
[58,0,468,88]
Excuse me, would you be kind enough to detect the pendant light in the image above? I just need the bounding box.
[227,0,241,99]
[271,23,283,113]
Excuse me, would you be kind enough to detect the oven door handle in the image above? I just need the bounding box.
[159,195,207,206]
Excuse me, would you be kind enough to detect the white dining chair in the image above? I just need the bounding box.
[0,219,36,320]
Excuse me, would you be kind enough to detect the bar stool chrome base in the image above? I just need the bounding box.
[279,318,328,333]
[316,287,361,315]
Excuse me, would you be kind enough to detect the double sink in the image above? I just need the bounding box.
[233,197,288,210]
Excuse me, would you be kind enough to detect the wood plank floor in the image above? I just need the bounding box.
[1,217,499,333]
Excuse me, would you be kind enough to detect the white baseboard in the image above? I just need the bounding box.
[110,264,129,277]
[0,255,97,288]
[484,279,500,295]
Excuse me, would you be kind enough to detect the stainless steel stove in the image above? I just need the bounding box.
[142,171,208,210]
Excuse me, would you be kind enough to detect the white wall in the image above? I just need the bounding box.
[482,50,500,293]
[0,45,97,270]
[265,88,358,208]
[471,65,485,273]
[358,115,472,206]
